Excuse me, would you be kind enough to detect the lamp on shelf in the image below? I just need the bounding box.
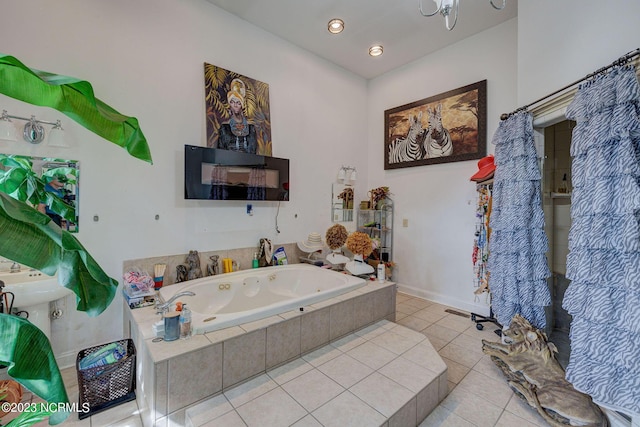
[0,110,71,147]
[419,0,506,31]
[337,165,356,183]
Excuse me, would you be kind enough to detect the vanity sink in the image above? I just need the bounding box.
[0,268,72,308]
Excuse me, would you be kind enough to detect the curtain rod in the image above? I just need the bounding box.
[500,48,640,121]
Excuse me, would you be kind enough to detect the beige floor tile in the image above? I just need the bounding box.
[438,342,484,369]
[301,344,342,367]
[186,394,234,427]
[317,353,374,389]
[418,405,474,427]
[412,308,447,324]
[441,357,471,384]
[290,414,323,426]
[455,370,513,409]
[330,333,367,352]
[402,298,433,310]
[346,341,397,370]
[422,334,450,351]
[201,409,247,427]
[396,292,412,303]
[402,342,447,375]
[395,311,409,322]
[397,315,432,332]
[349,372,414,417]
[471,354,505,379]
[267,357,314,385]
[422,324,460,345]
[440,385,503,426]
[504,394,548,427]
[420,303,451,317]
[378,357,439,393]
[450,330,489,353]
[312,391,386,427]
[370,330,422,355]
[435,314,473,333]
[281,369,344,412]
[396,302,422,316]
[354,322,390,340]
[494,409,542,427]
[236,387,307,427]
[224,374,278,408]
[109,414,144,427]
[90,399,139,427]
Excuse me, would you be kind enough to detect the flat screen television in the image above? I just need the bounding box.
[184,145,289,201]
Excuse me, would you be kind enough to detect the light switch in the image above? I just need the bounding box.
[402,218,408,227]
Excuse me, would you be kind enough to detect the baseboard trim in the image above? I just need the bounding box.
[396,283,491,317]
[56,350,77,370]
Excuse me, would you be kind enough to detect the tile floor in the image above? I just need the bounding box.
[12,292,550,427]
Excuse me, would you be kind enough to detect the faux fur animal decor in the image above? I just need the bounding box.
[482,315,608,427]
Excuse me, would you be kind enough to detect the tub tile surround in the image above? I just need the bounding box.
[123,243,301,288]
[127,280,397,426]
[184,321,447,427]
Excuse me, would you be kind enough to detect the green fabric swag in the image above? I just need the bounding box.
[0,54,152,164]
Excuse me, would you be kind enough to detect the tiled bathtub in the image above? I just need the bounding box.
[124,279,397,427]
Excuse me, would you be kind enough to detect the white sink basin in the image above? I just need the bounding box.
[0,269,73,308]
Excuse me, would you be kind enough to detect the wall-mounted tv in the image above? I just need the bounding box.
[184,145,289,201]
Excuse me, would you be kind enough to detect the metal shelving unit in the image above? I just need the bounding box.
[357,198,393,263]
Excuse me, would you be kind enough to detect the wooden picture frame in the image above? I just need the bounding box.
[384,80,486,170]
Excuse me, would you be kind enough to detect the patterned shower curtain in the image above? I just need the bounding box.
[563,65,640,414]
[487,112,551,329]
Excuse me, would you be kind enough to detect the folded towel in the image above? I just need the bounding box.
[79,342,126,370]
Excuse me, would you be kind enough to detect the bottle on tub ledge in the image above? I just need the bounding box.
[377,261,386,283]
[179,303,192,339]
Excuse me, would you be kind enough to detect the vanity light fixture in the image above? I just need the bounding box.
[337,166,357,183]
[369,45,384,57]
[0,109,70,147]
[419,0,506,31]
[327,18,344,34]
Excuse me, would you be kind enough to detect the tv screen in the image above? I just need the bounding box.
[184,145,289,201]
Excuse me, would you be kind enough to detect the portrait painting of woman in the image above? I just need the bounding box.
[204,64,272,156]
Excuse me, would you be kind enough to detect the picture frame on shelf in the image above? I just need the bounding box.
[384,80,487,170]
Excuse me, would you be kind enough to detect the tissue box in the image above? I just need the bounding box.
[122,288,155,309]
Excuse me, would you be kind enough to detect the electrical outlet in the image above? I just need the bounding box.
[402,218,408,227]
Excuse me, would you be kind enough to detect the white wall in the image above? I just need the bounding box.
[366,20,518,314]
[518,0,640,106]
[0,0,368,365]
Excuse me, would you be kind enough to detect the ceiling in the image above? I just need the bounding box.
[206,0,518,79]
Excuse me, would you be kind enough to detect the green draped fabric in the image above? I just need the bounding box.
[0,315,69,425]
[0,54,152,164]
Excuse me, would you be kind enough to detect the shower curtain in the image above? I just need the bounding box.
[487,112,551,329]
[563,65,640,414]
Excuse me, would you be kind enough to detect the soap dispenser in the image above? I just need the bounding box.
[252,252,259,268]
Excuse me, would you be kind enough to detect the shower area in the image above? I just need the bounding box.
[541,119,575,369]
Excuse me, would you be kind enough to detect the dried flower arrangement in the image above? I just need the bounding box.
[368,186,391,206]
[337,187,354,202]
[326,224,349,250]
[345,231,373,257]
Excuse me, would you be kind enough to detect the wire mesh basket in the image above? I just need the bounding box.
[76,338,136,419]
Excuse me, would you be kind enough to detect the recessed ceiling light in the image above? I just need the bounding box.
[328,19,344,34]
[369,45,384,57]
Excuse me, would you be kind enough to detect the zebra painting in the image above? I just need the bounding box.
[388,112,426,164]
[424,104,453,158]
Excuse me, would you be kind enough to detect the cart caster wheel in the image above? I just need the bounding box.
[476,323,484,331]
[471,314,477,321]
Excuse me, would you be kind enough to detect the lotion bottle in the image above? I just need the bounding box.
[377,262,386,282]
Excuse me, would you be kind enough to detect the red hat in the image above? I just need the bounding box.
[470,155,495,182]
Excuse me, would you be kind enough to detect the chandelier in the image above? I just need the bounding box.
[419,0,506,31]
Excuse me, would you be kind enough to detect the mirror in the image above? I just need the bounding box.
[331,183,354,222]
[0,154,79,232]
